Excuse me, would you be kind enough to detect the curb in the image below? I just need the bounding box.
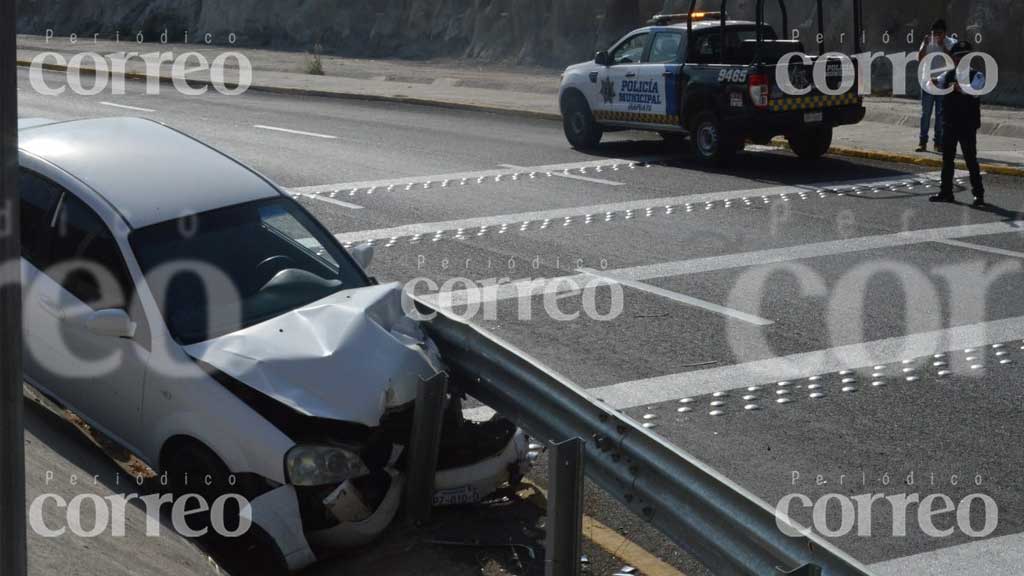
[18,59,1023,176]
[771,138,1024,177]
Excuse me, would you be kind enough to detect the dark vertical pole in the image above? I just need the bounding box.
[853,0,863,54]
[545,438,584,576]
[0,0,26,573]
[405,373,447,525]
[816,0,825,55]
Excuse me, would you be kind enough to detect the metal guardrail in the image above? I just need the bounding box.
[417,301,875,576]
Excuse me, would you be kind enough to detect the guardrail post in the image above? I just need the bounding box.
[405,372,448,525]
[546,438,584,576]
[0,0,26,574]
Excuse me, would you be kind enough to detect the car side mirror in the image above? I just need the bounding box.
[351,243,374,270]
[85,309,136,339]
[595,50,610,66]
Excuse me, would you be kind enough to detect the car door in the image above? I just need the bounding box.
[594,31,650,123]
[631,30,685,129]
[40,191,151,449]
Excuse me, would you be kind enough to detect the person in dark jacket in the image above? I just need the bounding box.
[930,40,986,206]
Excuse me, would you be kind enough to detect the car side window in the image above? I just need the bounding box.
[649,32,683,64]
[690,32,721,64]
[17,170,62,267]
[49,194,134,309]
[611,33,649,65]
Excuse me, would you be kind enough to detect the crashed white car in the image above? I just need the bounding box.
[17,117,529,572]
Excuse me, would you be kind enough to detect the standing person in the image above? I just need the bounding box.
[930,40,986,206]
[917,19,955,153]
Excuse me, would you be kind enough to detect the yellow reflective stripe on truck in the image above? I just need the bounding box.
[768,93,862,112]
[593,111,681,124]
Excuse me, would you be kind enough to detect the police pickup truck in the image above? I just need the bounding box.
[559,3,866,164]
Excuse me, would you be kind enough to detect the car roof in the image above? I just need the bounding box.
[644,20,759,33]
[18,117,280,229]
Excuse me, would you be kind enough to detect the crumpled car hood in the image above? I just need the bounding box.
[184,282,443,427]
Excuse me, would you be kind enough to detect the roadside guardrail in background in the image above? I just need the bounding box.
[416,300,875,576]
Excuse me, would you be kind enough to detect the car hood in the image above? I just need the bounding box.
[564,61,593,74]
[184,282,443,428]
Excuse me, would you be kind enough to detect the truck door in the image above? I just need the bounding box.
[594,32,649,123]
[634,30,685,129]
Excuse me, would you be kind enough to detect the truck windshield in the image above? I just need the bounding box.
[130,198,368,345]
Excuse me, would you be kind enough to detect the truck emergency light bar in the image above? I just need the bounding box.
[648,11,725,25]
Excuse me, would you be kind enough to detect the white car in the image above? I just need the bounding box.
[17,117,529,573]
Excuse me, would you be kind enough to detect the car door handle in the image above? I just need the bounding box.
[624,72,637,78]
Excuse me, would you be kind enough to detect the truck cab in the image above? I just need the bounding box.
[559,2,866,164]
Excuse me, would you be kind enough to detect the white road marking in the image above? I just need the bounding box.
[869,532,1024,576]
[499,163,624,186]
[292,155,677,195]
[579,268,774,326]
[99,101,156,113]
[938,238,1024,259]
[590,314,1024,410]
[254,124,337,140]
[291,192,363,210]
[419,219,1024,310]
[334,172,943,244]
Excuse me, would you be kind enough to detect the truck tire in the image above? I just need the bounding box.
[690,112,737,166]
[562,93,603,150]
[787,127,833,160]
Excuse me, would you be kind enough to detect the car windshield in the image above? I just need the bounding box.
[130,197,367,345]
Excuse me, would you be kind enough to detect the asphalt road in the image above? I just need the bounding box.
[17,68,1024,576]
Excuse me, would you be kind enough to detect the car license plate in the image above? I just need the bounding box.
[804,111,823,123]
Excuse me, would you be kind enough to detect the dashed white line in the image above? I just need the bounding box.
[99,101,156,113]
[418,219,1024,310]
[333,172,945,244]
[590,314,1024,410]
[291,155,676,195]
[291,193,363,210]
[579,268,774,326]
[499,163,624,186]
[938,239,1024,259]
[254,124,337,140]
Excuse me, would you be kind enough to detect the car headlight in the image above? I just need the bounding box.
[285,445,370,487]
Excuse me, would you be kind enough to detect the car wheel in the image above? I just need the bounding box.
[562,93,603,150]
[787,126,833,160]
[690,112,737,166]
[162,441,289,576]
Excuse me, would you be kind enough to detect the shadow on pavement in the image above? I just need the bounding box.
[583,136,923,186]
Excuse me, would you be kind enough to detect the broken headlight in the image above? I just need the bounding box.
[286,445,370,487]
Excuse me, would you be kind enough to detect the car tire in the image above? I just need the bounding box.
[162,441,289,576]
[562,93,603,150]
[787,126,833,160]
[690,112,737,166]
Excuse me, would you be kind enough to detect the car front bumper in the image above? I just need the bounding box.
[247,424,532,572]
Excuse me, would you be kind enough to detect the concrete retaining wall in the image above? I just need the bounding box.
[15,0,1021,105]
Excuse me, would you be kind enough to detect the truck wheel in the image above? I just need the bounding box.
[690,112,737,166]
[562,93,603,150]
[787,127,833,160]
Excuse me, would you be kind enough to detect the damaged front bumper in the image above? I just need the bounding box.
[249,415,532,572]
